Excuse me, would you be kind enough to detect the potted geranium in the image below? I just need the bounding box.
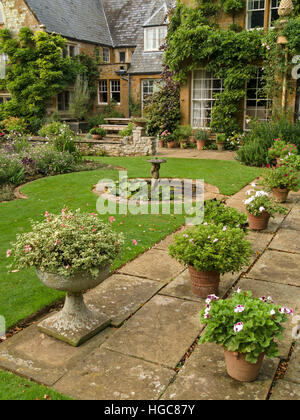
[199,288,292,382]
[194,129,209,151]
[7,209,124,346]
[268,138,297,166]
[90,127,107,140]
[169,224,252,298]
[261,165,300,203]
[244,189,287,230]
[216,133,226,151]
[165,133,176,148]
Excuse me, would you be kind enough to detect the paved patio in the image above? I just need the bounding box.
[157,147,236,161]
[0,183,299,400]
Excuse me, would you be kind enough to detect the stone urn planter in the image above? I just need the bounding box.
[188,266,220,298]
[272,187,289,203]
[224,350,264,382]
[37,266,111,347]
[246,211,270,231]
[196,139,206,150]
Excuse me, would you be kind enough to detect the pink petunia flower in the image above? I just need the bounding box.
[132,239,138,246]
[109,216,116,223]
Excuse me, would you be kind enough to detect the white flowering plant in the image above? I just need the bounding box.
[169,224,252,274]
[199,289,292,364]
[244,189,288,217]
[7,209,124,278]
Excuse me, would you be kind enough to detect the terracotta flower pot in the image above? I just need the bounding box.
[92,134,103,140]
[224,349,264,382]
[272,188,289,203]
[190,135,195,144]
[188,266,220,298]
[167,141,176,149]
[247,211,270,231]
[196,140,206,150]
[158,140,164,148]
[217,142,225,151]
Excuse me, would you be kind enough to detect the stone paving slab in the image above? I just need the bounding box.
[247,231,273,259]
[54,348,175,400]
[118,249,185,283]
[248,250,300,287]
[237,278,300,359]
[270,229,300,253]
[161,343,279,400]
[0,324,114,387]
[54,349,175,400]
[104,295,203,369]
[159,269,240,303]
[284,342,300,385]
[85,274,164,327]
[281,208,300,231]
[269,380,300,400]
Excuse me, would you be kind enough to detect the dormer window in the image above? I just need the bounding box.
[102,47,110,63]
[144,26,167,52]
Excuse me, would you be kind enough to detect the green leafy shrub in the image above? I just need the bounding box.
[87,114,106,130]
[8,209,124,278]
[0,184,15,201]
[237,120,300,167]
[118,123,134,138]
[169,224,252,274]
[193,129,209,141]
[174,125,192,141]
[261,165,300,191]
[0,154,25,186]
[244,189,287,217]
[1,117,28,135]
[199,289,292,363]
[90,127,107,137]
[39,122,80,158]
[216,133,226,144]
[29,146,77,176]
[144,78,181,136]
[281,153,300,170]
[204,199,248,230]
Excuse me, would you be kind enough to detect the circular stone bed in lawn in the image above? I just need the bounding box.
[93,178,223,205]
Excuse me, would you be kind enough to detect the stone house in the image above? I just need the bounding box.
[179,0,299,131]
[0,0,172,119]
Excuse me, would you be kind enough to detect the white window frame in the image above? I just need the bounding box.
[98,80,108,105]
[63,43,79,58]
[103,47,110,63]
[144,26,167,52]
[0,53,8,79]
[191,70,224,129]
[110,80,121,105]
[244,69,271,130]
[246,0,266,30]
[269,0,280,28]
[0,93,11,104]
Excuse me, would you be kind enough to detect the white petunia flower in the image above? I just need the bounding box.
[234,322,244,333]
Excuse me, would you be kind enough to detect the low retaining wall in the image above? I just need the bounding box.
[27,127,157,157]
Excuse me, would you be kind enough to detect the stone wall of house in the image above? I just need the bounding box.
[0,0,40,34]
[28,127,157,157]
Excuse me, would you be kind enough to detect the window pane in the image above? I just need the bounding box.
[57,93,64,111]
[99,80,108,103]
[119,52,126,63]
[111,80,120,103]
[192,70,223,128]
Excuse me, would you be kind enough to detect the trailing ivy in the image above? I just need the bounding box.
[165,2,268,134]
[0,28,99,132]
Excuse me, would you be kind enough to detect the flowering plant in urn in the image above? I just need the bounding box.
[7,209,124,346]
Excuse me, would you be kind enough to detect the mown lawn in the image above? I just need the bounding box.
[0,156,261,400]
[0,157,261,330]
[0,369,71,400]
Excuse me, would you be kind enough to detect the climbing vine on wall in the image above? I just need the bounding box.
[164,1,300,135]
[0,28,99,132]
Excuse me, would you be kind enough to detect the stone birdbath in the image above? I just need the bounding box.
[147,158,167,180]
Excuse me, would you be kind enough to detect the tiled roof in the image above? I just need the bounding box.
[26,0,113,46]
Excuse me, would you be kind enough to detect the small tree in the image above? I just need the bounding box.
[69,74,91,120]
